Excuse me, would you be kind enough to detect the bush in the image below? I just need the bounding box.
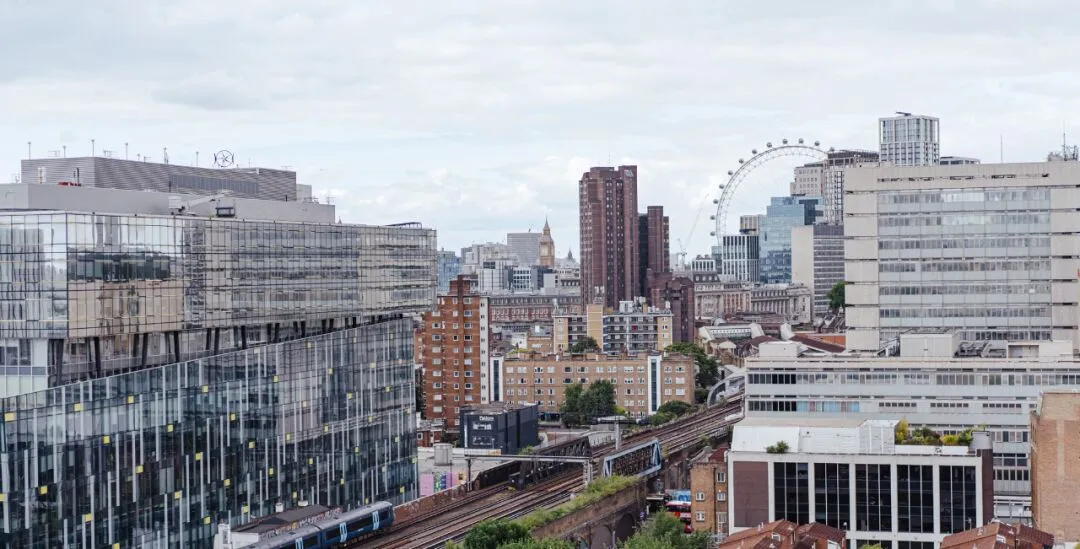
[657,400,693,418]
[517,476,638,530]
[461,519,530,549]
[649,412,674,426]
[765,441,790,454]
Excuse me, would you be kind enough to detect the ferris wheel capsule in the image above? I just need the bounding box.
[712,198,719,204]
[738,158,744,164]
[727,170,733,176]
[751,149,758,155]
[782,138,788,145]
[797,138,804,144]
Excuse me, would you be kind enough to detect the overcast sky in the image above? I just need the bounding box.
[3,0,1079,257]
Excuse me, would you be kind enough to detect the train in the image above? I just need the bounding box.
[234,501,394,549]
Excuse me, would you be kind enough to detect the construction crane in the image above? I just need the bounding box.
[168,191,235,217]
[674,238,688,269]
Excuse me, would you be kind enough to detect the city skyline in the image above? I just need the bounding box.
[4,1,1080,256]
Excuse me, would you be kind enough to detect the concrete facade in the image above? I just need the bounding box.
[728,417,993,547]
[844,160,1080,352]
[22,156,298,201]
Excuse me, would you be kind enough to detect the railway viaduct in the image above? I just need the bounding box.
[529,479,647,549]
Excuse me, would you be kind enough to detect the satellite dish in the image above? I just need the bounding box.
[213,150,235,168]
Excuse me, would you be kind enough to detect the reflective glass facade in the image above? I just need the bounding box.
[0,321,418,548]
[760,196,818,284]
[0,212,435,383]
[0,207,435,547]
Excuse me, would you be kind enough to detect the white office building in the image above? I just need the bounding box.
[878,113,940,166]
[744,332,1080,524]
[728,416,993,547]
[844,159,1080,352]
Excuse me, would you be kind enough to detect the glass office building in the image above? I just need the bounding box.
[0,204,436,547]
[759,196,819,284]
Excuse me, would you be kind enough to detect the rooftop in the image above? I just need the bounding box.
[732,418,979,457]
[234,505,335,534]
[940,522,1054,549]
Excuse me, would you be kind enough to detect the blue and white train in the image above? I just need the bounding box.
[241,501,394,549]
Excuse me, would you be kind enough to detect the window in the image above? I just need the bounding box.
[774,462,810,524]
[814,463,850,530]
[897,465,934,533]
[696,491,705,501]
[716,512,728,531]
[716,491,726,502]
[695,512,705,522]
[716,471,726,483]
[856,464,892,532]
[939,466,977,534]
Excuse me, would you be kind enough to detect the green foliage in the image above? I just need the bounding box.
[623,512,710,549]
[765,440,790,454]
[657,400,693,418]
[895,421,977,447]
[649,412,674,426]
[560,384,585,427]
[859,545,885,549]
[517,476,637,530]
[665,342,721,389]
[559,380,617,427]
[894,418,910,444]
[827,281,847,312]
[567,336,600,353]
[499,540,575,549]
[519,446,534,455]
[694,387,709,404]
[461,519,530,549]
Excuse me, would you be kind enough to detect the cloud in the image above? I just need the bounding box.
[3,0,1080,255]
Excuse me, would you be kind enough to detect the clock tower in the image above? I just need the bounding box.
[539,217,555,268]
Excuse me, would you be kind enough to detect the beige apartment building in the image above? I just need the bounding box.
[492,351,695,418]
[553,300,673,354]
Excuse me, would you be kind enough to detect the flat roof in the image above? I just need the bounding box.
[735,417,879,429]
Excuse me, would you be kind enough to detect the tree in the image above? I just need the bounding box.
[500,540,575,549]
[560,383,586,427]
[560,381,617,426]
[623,512,710,549]
[580,380,617,419]
[657,400,693,418]
[665,342,720,389]
[567,336,600,353]
[649,412,674,426]
[461,519,530,549]
[827,281,847,313]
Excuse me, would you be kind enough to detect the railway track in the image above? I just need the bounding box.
[367,397,746,548]
[364,473,582,549]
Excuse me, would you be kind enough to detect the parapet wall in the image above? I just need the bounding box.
[530,480,647,540]
[394,483,474,523]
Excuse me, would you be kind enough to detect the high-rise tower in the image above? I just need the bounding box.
[579,165,639,309]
